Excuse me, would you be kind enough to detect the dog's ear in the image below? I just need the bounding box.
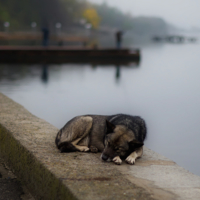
[106,120,116,134]
[129,139,144,149]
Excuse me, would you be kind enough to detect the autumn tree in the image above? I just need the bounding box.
[83,8,100,29]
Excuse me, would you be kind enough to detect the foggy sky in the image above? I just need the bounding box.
[89,0,200,28]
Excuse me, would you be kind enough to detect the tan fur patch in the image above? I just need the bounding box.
[111,125,135,144]
[78,136,90,146]
[60,116,93,143]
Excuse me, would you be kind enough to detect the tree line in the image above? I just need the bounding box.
[0,0,169,35]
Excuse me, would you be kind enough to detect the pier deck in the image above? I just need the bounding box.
[0,46,140,65]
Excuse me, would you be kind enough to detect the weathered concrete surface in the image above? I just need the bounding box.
[0,92,200,200]
[0,155,34,200]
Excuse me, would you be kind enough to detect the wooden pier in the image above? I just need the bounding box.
[0,46,140,65]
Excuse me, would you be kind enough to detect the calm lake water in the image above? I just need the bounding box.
[0,42,200,176]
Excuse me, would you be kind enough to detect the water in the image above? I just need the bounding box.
[0,42,200,176]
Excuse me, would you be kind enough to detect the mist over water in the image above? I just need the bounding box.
[1,42,200,176]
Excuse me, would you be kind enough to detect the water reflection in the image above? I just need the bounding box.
[115,65,120,80]
[41,65,49,83]
[0,65,42,81]
[0,63,139,83]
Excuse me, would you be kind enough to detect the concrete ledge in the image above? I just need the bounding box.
[0,92,200,200]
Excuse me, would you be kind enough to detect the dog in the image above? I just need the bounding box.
[55,114,146,165]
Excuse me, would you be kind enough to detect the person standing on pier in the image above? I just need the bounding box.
[42,27,49,46]
[115,30,123,49]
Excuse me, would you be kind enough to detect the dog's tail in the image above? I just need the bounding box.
[55,128,78,152]
[57,142,78,153]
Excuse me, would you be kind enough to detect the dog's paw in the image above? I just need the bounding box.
[113,156,122,165]
[125,156,135,165]
[79,146,90,152]
[90,146,98,153]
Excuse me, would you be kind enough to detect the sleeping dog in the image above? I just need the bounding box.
[55,114,146,165]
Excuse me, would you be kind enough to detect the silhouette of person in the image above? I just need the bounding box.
[116,31,123,49]
[42,27,49,46]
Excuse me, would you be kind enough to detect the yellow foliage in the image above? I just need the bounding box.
[83,8,100,29]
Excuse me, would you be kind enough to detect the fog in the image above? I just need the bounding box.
[89,0,200,28]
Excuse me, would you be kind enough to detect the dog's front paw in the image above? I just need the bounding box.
[113,156,122,165]
[125,156,135,165]
[90,146,98,153]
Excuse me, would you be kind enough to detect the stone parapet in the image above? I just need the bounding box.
[0,92,200,200]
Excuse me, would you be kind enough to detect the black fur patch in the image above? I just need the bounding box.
[58,142,78,153]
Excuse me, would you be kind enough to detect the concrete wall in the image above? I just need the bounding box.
[0,92,200,200]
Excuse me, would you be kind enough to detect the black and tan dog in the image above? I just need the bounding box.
[55,114,146,165]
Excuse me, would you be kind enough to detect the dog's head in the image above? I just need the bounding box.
[101,120,143,161]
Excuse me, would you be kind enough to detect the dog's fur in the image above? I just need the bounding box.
[55,114,146,165]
